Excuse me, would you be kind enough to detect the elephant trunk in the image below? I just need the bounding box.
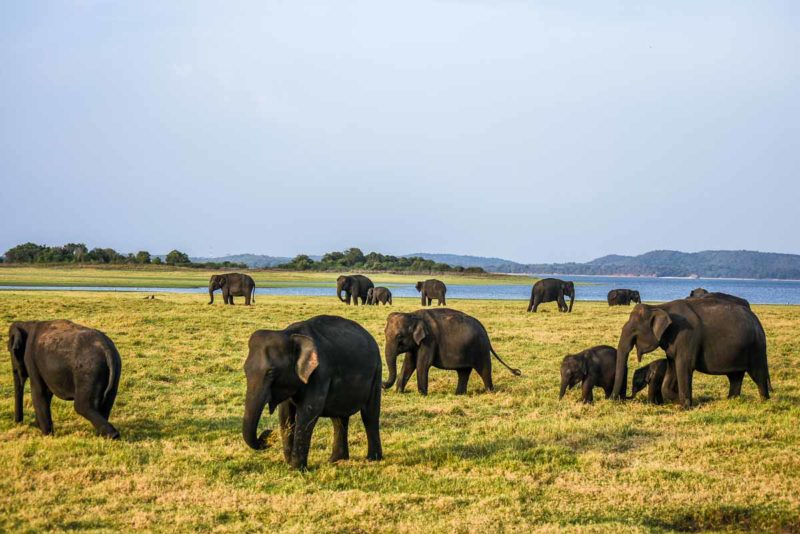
[13,371,24,423]
[612,326,634,399]
[208,283,215,305]
[383,342,399,390]
[568,288,575,312]
[559,377,568,400]
[242,381,271,450]
[336,280,348,303]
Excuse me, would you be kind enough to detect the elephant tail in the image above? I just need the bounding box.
[251,285,256,303]
[490,346,521,376]
[102,347,118,405]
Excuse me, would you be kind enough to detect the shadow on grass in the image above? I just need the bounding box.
[641,503,799,532]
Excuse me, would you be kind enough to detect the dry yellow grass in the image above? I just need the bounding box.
[1,289,798,532]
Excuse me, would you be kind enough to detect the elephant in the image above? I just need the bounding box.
[612,296,771,408]
[528,278,575,312]
[208,273,256,305]
[242,315,382,470]
[607,289,641,306]
[8,320,122,438]
[382,308,520,396]
[559,345,620,403]
[689,287,708,298]
[367,287,392,305]
[416,279,447,306]
[694,291,751,309]
[336,275,374,306]
[630,359,676,404]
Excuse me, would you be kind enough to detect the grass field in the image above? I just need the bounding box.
[0,266,536,288]
[1,288,799,532]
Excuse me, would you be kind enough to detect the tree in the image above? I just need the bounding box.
[152,256,163,265]
[4,242,47,263]
[135,251,151,264]
[165,250,191,265]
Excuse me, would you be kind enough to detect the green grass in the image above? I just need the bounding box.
[0,265,537,288]
[0,288,798,532]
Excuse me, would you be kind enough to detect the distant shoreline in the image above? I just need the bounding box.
[510,273,800,283]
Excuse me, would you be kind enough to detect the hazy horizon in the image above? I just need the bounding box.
[2,1,798,263]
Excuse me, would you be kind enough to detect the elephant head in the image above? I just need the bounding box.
[336,275,351,303]
[631,365,650,397]
[563,281,575,312]
[7,323,30,423]
[366,287,375,305]
[559,355,587,399]
[415,281,424,293]
[631,291,641,304]
[242,331,319,450]
[382,312,427,390]
[208,274,226,304]
[689,288,708,298]
[612,304,672,398]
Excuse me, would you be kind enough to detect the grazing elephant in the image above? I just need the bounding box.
[694,291,751,309]
[607,289,641,306]
[8,320,121,438]
[612,296,771,408]
[336,275,374,306]
[689,287,708,298]
[242,315,382,470]
[630,359,675,404]
[367,287,392,305]
[416,279,447,306]
[209,273,256,305]
[559,345,620,403]
[382,309,520,396]
[528,278,575,312]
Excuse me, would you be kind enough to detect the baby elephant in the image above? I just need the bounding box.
[631,359,672,404]
[367,287,392,305]
[559,345,620,403]
[8,320,122,438]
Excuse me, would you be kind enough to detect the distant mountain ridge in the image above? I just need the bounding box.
[196,250,800,279]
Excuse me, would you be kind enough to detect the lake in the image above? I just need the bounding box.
[2,275,800,304]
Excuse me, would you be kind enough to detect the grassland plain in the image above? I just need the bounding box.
[0,290,799,532]
[0,266,535,288]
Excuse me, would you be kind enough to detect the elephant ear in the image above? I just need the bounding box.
[650,309,672,342]
[292,334,319,384]
[218,276,226,287]
[8,324,25,362]
[412,320,428,345]
[580,356,589,377]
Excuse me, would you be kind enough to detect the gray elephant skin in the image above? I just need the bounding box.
[528,278,575,313]
[607,289,641,306]
[382,308,520,396]
[336,275,374,305]
[209,273,256,305]
[367,287,392,305]
[242,315,382,470]
[8,320,122,438]
[416,279,447,306]
[631,359,676,404]
[559,345,620,403]
[612,297,771,408]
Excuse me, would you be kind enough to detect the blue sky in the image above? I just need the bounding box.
[1,1,798,263]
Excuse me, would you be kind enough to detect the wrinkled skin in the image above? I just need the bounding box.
[366,287,392,306]
[415,279,447,306]
[612,297,771,408]
[695,292,751,309]
[336,275,374,306]
[689,288,709,298]
[8,320,121,438]
[559,345,620,403]
[209,273,256,305]
[607,289,641,307]
[630,359,675,404]
[242,315,382,470]
[528,278,575,312]
[383,308,520,396]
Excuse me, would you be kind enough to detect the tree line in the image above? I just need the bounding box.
[2,242,246,269]
[279,248,486,274]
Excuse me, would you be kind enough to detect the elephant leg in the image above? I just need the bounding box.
[74,393,119,439]
[747,366,771,400]
[396,354,416,393]
[455,368,471,395]
[661,365,678,403]
[532,296,540,312]
[291,403,322,470]
[674,358,693,409]
[647,383,660,404]
[244,291,251,305]
[278,401,297,464]
[581,378,595,404]
[440,297,446,305]
[415,349,434,396]
[727,371,745,398]
[329,417,350,463]
[30,377,54,435]
[360,390,383,461]
[99,385,117,420]
[476,362,494,392]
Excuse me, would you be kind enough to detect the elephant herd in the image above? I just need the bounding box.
[7,276,774,470]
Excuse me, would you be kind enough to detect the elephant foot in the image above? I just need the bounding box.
[328,451,349,463]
